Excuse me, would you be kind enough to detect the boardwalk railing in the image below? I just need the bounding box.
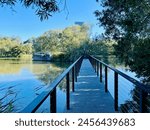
[21,56,83,113]
[88,55,150,113]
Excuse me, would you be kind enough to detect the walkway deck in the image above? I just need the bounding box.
[66,59,115,113]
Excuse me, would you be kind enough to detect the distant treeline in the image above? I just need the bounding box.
[24,24,115,61]
[0,37,32,58]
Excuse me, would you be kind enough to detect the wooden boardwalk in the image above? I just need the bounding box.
[66,59,115,113]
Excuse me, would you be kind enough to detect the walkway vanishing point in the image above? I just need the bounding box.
[66,59,115,113]
[21,55,150,113]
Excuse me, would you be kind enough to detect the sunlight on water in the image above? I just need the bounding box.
[0,60,70,113]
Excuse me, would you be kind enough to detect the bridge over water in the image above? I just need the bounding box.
[21,55,150,113]
[66,59,115,113]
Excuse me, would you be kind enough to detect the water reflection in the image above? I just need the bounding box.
[0,60,70,112]
[1,57,149,113]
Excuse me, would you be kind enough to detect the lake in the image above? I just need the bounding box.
[0,57,143,113]
[0,59,70,113]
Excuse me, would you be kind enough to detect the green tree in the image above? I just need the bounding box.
[0,37,19,57]
[33,24,90,61]
[95,0,150,39]
[10,45,22,57]
[129,38,150,83]
[60,24,90,60]
[34,30,62,53]
[95,0,150,83]
[21,43,33,55]
[0,37,32,57]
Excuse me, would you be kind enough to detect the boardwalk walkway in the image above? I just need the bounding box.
[66,59,115,113]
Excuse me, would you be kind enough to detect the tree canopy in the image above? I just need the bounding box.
[95,0,150,84]
[95,0,150,39]
[0,24,115,61]
[0,37,32,58]
[32,24,91,60]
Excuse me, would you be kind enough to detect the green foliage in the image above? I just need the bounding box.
[86,39,115,56]
[95,0,150,39]
[0,37,19,57]
[10,45,22,57]
[33,24,91,61]
[31,24,115,62]
[60,24,90,61]
[129,38,150,83]
[95,0,150,83]
[0,37,32,58]
[34,30,62,53]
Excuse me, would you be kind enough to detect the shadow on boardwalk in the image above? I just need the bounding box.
[65,59,115,113]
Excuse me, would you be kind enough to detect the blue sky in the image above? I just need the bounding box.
[0,0,103,41]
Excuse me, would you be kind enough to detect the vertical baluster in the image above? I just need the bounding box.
[114,72,118,111]
[93,60,95,71]
[50,88,56,113]
[139,89,148,112]
[72,67,75,92]
[105,66,108,92]
[75,64,77,82]
[93,59,94,68]
[79,58,82,72]
[95,60,97,72]
[77,61,79,76]
[97,62,99,76]
[100,63,102,82]
[66,73,70,110]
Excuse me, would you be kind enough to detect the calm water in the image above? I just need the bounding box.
[0,57,144,113]
[0,60,70,112]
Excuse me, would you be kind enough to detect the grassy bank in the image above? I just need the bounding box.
[0,54,32,60]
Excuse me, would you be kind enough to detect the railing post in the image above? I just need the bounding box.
[93,59,95,69]
[100,63,102,82]
[92,59,95,71]
[66,73,70,110]
[105,66,108,92]
[114,72,118,111]
[139,89,148,112]
[95,60,97,72]
[77,60,80,76]
[91,58,93,67]
[91,59,93,67]
[75,64,77,82]
[79,58,82,72]
[97,62,99,76]
[50,88,56,113]
[72,67,75,92]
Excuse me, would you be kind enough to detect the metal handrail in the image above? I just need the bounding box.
[20,54,149,113]
[21,56,83,113]
[88,55,150,112]
[89,55,150,91]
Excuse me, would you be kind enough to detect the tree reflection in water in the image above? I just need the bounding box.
[0,60,70,112]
